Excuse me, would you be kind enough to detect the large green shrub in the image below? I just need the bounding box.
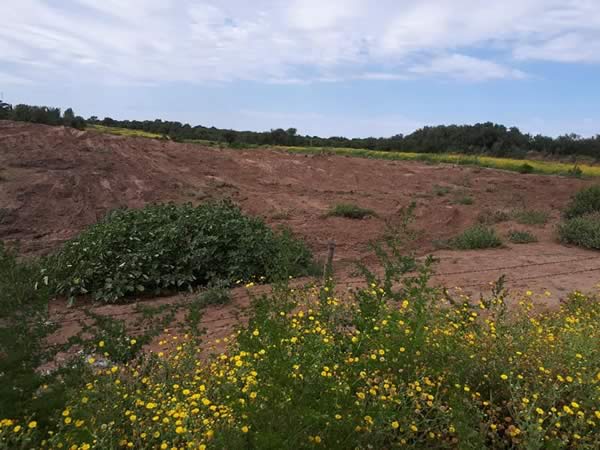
[558,212,600,249]
[563,185,600,219]
[45,202,314,303]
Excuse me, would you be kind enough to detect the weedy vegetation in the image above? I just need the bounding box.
[326,203,377,219]
[558,186,600,250]
[446,225,503,250]
[563,185,600,219]
[511,209,550,226]
[2,229,599,449]
[508,230,538,244]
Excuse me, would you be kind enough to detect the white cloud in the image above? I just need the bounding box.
[409,54,527,81]
[0,0,599,85]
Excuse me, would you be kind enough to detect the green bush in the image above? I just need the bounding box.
[558,212,600,249]
[449,225,503,250]
[564,185,600,219]
[517,163,534,174]
[507,230,537,244]
[45,201,313,303]
[326,203,376,219]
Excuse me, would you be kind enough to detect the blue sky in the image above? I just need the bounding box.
[1,0,599,138]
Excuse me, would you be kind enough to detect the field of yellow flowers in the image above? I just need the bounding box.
[2,257,599,449]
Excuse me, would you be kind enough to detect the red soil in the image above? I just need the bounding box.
[1,120,598,351]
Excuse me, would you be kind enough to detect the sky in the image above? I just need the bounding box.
[1,0,599,138]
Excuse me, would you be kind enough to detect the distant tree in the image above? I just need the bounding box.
[224,131,236,145]
[63,108,75,127]
[0,101,12,120]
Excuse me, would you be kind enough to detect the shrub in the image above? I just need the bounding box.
[563,185,600,219]
[517,163,534,174]
[449,225,503,250]
[45,201,313,303]
[326,203,376,219]
[508,230,537,244]
[511,208,549,225]
[558,212,600,249]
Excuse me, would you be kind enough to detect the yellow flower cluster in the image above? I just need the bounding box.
[1,285,599,449]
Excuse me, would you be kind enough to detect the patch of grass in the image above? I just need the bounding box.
[563,185,600,219]
[271,210,292,220]
[45,201,314,303]
[508,230,537,244]
[89,124,164,139]
[274,146,600,177]
[448,225,503,250]
[511,208,549,226]
[196,281,232,306]
[558,212,600,249]
[326,203,376,219]
[477,209,510,225]
[452,194,474,205]
[432,184,452,196]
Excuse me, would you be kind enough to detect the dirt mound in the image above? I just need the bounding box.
[1,120,598,298]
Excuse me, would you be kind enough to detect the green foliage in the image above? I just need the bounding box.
[0,243,70,423]
[45,201,314,303]
[517,163,534,174]
[507,230,537,244]
[563,185,600,219]
[511,208,549,226]
[449,225,503,250]
[2,103,86,129]
[326,203,376,219]
[196,281,232,307]
[6,241,600,449]
[558,212,600,249]
[567,164,583,178]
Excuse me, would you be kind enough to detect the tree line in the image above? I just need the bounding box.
[90,117,600,159]
[0,102,86,129]
[2,101,599,158]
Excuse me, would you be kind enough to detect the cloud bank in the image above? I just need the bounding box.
[1,0,599,86]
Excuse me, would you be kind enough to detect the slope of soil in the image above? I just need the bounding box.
[2,120,599,345]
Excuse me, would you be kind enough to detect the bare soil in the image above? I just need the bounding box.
[1,120,598,349]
